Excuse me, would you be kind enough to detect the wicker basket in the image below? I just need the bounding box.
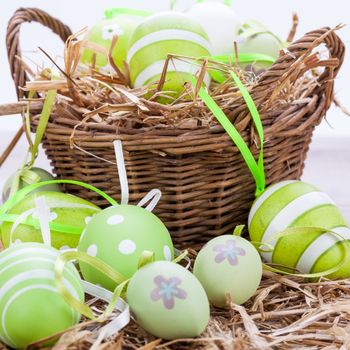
[5,8,345,250]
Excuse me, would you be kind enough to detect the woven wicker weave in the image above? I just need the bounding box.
[6,8,345,250]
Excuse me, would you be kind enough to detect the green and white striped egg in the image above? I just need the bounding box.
[0,242,84,349]
[127,12,212,100]
[1,191,100,250]
[248,180,350,278]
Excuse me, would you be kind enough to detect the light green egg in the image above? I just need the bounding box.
[248,180,350,279]
[127,261,209,339]
[2,167,61,202]
[78,205,174,291]
[127,11,212,102]
[194,235,262,308]
[81,16,138,73]
[0,242,83,349]
[1,191,100,250]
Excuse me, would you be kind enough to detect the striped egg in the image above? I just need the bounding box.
[0,242,84,349]
[248,180,350,278]
[127,12,212,101]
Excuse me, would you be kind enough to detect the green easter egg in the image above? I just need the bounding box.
[0,242,83,349]
[127,11,212,101]
[127,261,209,339]
[1,191,100,250]
[78,205,174,290]
[193,235,262,308]
[248,180,350,279]
[81,16,138,73]
[2,167,60,202]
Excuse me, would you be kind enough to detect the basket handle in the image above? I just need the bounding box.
[255,27,345,109]
[1,8,72,168]
[6,7,72,99]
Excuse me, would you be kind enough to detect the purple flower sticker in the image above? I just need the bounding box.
[213,239,246,266]
[151,275,187,309]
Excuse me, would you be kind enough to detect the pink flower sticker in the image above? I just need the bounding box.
[151,275,187,309]
[213,239,246,266]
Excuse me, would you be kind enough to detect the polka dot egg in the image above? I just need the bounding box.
[0,242,83,349]
[249,180,350,278]
[127,261,210,339]
[1,191,100,250]
[193,235,262,308]
[78,205,174,290]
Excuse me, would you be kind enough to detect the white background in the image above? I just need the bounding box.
[0,0,350,135]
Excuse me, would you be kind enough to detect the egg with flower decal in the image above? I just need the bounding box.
[0,191,100,250]
[0,242,84,349]
[126,261,209,339]
[193,234,262,308]
[81,13,141,74]
[78,205,174,291]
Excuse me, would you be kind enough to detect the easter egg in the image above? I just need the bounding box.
[81,15,139,73]
[127,12,212,100]
[0,242,83,349]
[2,167,60,202]
[236,21,283,61]
[187,2,241,55]
[248,180,350,278]
[78,205,174,290]
[1,191,100,250]
[127,261,209,339]
[193,235,262,307]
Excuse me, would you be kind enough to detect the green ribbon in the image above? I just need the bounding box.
[0,180,117,235]
[104,7,152,19]
[55,251,129,320]
[193,73,265,196]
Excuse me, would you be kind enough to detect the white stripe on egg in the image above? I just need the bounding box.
[261,191,336,261]
[127,29,212,62]
[248,180,297,229]
[296,226,350,273]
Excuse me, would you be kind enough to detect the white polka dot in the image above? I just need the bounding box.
[85,216,92,225]
[60,245,70,251]
[107,215,124,225]
[87,244,97,257]
[163,245,172,261]
[118,240,136,255]
[14,239,22,245]
[49,212,58,221]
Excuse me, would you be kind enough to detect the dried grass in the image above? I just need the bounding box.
[4,271,348,350]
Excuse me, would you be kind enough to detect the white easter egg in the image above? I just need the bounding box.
[187,2,241,55]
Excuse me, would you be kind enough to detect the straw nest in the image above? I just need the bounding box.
[23,25,322,134]
[3,268,350,349]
